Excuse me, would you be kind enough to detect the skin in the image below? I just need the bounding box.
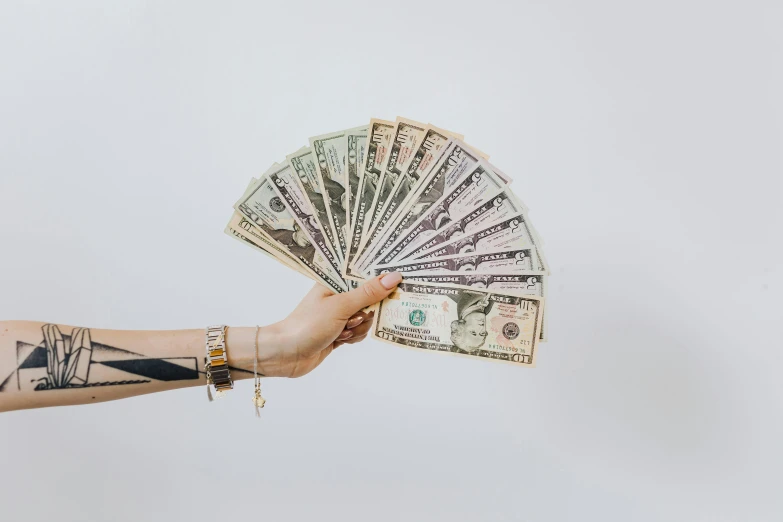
[0,272,403,413]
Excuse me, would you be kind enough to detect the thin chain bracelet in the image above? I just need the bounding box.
[252,325,266,416]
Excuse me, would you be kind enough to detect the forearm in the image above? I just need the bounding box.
[0,321,284,412]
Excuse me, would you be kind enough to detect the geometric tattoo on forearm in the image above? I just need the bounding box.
[0,324,200,392]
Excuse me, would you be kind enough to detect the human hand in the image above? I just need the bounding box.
[256,272,402,377]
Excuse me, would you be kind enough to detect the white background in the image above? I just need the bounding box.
[0,1,781,521]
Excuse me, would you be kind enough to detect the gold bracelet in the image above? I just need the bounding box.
[252,325,266,415]
[205,325,232,401]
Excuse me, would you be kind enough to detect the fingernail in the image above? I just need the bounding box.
[337,330,353,340]
[380,272,402,289]
[346,315,364,328]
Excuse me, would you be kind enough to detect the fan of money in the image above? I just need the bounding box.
[226,118,550,367]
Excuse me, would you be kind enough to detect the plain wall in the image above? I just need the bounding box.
[0,1,781,521]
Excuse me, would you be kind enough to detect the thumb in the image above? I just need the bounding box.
[333,272,402,317]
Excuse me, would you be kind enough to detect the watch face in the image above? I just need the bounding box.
[208,328,226,351]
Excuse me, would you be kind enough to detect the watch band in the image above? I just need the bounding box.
[205,325,233,394]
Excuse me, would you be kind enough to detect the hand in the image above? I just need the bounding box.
[258,272,402,377]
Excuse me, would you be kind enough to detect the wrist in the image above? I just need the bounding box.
[225,323,289,379]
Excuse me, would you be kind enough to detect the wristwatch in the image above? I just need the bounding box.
[205,325,233,395]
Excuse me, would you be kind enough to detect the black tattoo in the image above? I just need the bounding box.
[0,325,200,392]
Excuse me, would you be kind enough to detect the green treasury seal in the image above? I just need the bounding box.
[409,309,426,326]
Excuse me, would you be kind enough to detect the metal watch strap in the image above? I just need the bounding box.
[206,325,233,393]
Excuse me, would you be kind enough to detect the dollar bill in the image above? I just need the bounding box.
[431,126,463,141]
[357,125,458,270]
[394,272,548,341]
[372,281,543,366]
[235,170,346,293]
[411,213,549,272]
[376,187,525,268]
[344,128,368,233]
[398,272,545,296]
[286,147,339,259]
[224,211,316,280]
[377,161,520,263]
[343,118,396,278]
[352,139,487,275]
[370,247,540,275]
[309,125,368,262]
[267,165,348,289]
[362,117,429,236]
[230,177,316,275]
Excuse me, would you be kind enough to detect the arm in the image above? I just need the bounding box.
[0,273,402,413]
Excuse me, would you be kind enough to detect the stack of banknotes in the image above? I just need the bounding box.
[226,118,550,367]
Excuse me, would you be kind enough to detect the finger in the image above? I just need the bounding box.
[339,322,373,345]
[337,329,354,341]
[331,272,402,319]
[345,313,366,329]
[342,333,368,344]
[308,282,334,300]
[346,310,374,328]
[347,320,372,338]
